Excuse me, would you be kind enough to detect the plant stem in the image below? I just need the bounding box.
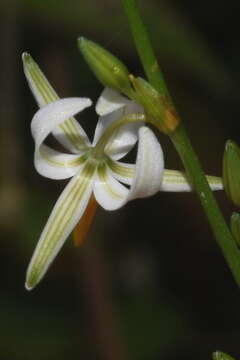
[122,0,240,286]
[170,125,240,285]
[122,0,170,97]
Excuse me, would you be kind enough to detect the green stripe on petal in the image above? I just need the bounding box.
[35,144,89,180]
[98,163,127,200]
[40,146,89,168]
[22,53,90,152]
[95,127,164,210]
[23,53,58,106]
[93,96,144,160]
[161,170,223,192]
[106,158,135,185]
[25,163,95,290]
[94,163,128,210]
[95,127,164,209]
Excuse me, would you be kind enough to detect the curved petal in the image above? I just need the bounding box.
[94,127,164,210]
[93,101,144,160]
[106,158,135,185]
[104,121,143,160]
[22,53,90,152]
[95,87,129,116]
[31,98,92,177]
[93,163,128,210]
[161,170,223,191]
[52,120,91,153]
[35,144,87,179]
[125,127,164,200]
[25,164,96,290]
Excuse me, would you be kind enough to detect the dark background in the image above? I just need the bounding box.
[0,0,240,359]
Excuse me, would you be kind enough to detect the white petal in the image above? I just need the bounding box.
[93,101,144,160]
[206,175,223,190]
[94,164,128,210]
[126,127,164,200]
[25,165,95,290]
[22,53,58,108]
[31,98,91,147]
[105,101,144,160]
[35,144,87,179]
[93,108,123,146]
[161,170,223,192]
[31,98,91,177]
[95,87,129,116]
[94,127,164,210]
[23,53,90,152]
[107,158,135,185]
[51,120,91,154]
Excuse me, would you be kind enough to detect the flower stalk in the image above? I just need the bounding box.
[122,0,240,286]
[171,125,240,284]
[121,0,170,98]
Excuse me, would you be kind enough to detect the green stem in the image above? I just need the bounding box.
[171,125,240,286]
[122,0,240,286]
[122,0,169,97]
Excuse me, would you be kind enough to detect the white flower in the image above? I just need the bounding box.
[23,53,223,290]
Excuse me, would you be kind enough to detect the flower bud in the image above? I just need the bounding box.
[78,37,132,95]
[213,351,236,360]
[230,212,240,247]
[223,140,240,206]
[129,75,180,134]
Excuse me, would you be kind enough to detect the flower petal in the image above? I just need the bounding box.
[93,100,144,160]
[94,127,164,210]
[107,158,135,185]
[206,175,223,190]
[107,164,223,192]
[127,127,164,200]
[94,163,128,210]
[161,170,223,191]
[52,120,91,153]
[22,53,90,152]
[95,87,129,116]
[35,144,87,179]
[104,121,143,160]
[31,98,91,177]
[25,164,95,290]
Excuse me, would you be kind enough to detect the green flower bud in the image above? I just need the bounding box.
[129,75,180,134]
[213,351,236,360]
[223,140,240,206]
[230,212,240,247]
[78,37,133,95]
